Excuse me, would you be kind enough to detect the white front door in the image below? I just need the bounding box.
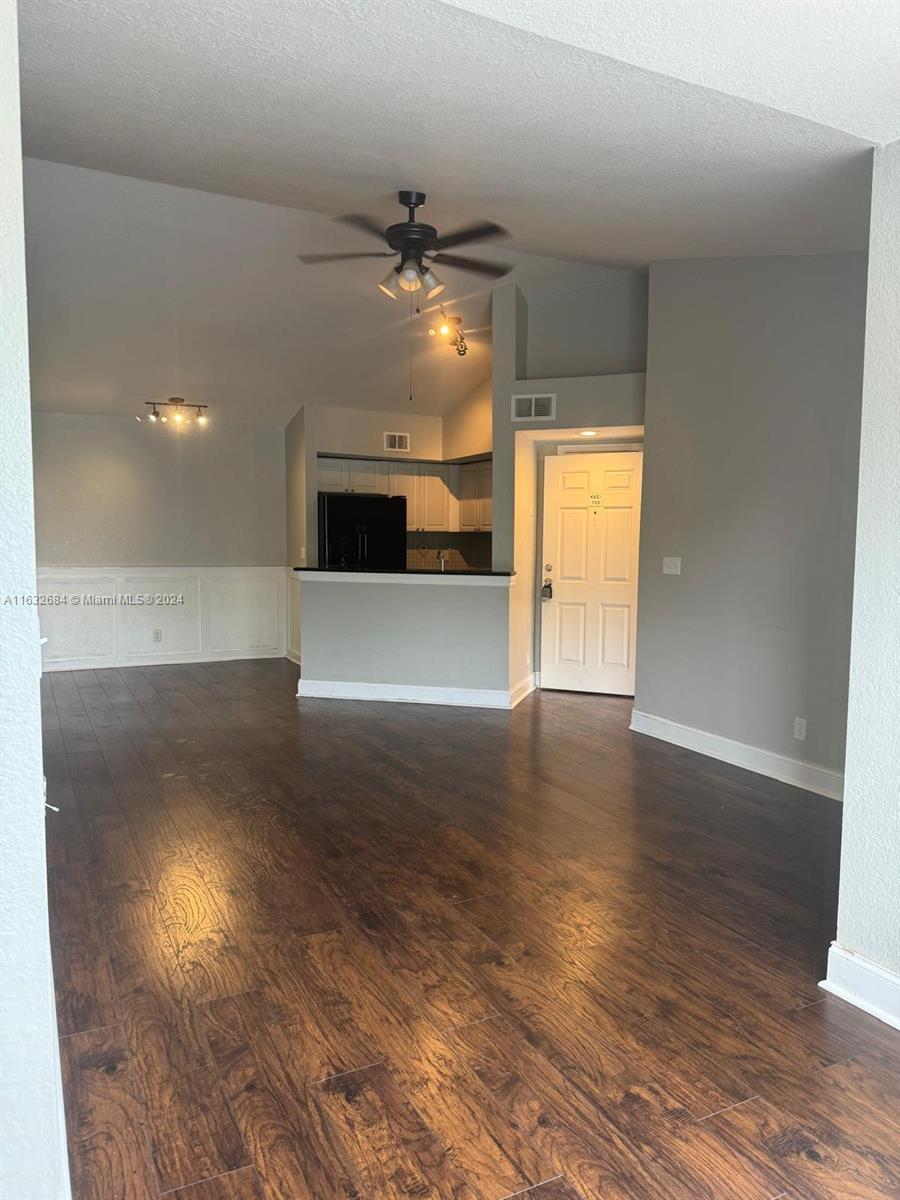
[540,451,643,695]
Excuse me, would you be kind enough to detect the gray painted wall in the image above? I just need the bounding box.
[634,253,867,773]
[0,4,70,1193]
[33,413,286,567]
[525,270,648,379]
[835,142,900,975]
[299,580,510,690]
[442,379,492,460]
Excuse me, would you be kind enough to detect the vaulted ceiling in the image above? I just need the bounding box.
[17,0,897,423]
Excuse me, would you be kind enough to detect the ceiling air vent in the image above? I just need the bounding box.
[383,431,410,451]
[511,393,557,422]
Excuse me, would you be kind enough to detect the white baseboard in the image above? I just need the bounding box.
[629,709,844,800]
[285,649,301,666]
[509,672,536,709]
[298,678,523,709]
[820,945,900,1030]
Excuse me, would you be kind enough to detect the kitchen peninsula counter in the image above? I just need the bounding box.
[291,567,531,708]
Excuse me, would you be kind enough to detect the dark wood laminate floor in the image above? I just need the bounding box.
[43,659,900,1200]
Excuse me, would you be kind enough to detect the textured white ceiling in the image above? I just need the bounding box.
[24,159,635,423]
[441,0,900,144]
[18,0,877,267]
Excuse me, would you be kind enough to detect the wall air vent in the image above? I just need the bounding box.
[511,393,557,422]
[383,432,410,452]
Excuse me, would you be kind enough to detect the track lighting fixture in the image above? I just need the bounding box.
[142,398,209,428]
[428,310,468,356]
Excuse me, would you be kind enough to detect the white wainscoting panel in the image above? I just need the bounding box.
[287,570,302,665]
[37,566,286,671]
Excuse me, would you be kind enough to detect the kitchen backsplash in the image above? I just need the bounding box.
[406,532,492,571]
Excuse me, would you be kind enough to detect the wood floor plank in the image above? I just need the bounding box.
[60,1025,158,1200]
[45,661,899,1200]
[165,1166,268,1199]
[108,922,250,1192]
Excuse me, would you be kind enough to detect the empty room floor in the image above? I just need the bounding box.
[44,659,900,1200]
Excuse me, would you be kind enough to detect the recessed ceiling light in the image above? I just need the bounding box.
[579,430,599,438]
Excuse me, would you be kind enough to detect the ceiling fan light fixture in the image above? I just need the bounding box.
[377,267,402,299]
[420,266,445,299]
[397,259,422,293]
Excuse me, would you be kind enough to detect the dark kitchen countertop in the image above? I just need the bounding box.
[292,566,514,577]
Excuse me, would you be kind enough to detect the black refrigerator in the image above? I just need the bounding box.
[318,492,407,570]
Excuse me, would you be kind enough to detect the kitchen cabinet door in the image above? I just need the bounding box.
[318,458,350,492]
[420,466,450,531]
[458,464,480,531]
[347,460,388,493]
[476,462,492,531]
[388,463,419,530]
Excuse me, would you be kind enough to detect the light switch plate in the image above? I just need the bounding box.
[662,557,682,575]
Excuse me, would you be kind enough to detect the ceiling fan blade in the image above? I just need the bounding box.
[431,221,508,251]
[335,213,388,240]
[430,252,512,278]
[297,251,394,263]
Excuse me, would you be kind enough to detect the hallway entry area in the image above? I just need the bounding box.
[45,660,900,1199]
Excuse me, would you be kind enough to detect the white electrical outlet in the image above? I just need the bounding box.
[662,556,682,575]
[152,629,163,643]
[793,716,807,742]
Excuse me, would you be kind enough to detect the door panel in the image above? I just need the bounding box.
[420,466,450,531]
[476,462,492,530]
[559,508,589,580]
[458,464,479,531]
[557,603,587,664]
[348,460,387,493]
[540,450,642,695]
[389,464,419,530]
[318,459,349,492]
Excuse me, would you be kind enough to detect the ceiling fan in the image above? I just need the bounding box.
[298,190,512,299]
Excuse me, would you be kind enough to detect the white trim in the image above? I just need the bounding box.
[509,673,536,708]
[298,678,519,709]
[285,649,301,666]
[628,708,844,800]
[293,570,513,587]
[558,442,644,454]
[820,945,900,1030]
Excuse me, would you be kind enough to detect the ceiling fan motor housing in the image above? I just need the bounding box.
[386,221,437,263]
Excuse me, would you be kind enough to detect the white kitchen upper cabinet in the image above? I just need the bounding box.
[476,462,492,531]
[347,460,388,493]
[319,458,388,494]
[318,458,350,492]
[388,463,420,530]
[458,464,479,531]
[420,466,451,531]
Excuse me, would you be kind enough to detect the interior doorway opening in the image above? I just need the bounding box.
[507,425,644,701]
